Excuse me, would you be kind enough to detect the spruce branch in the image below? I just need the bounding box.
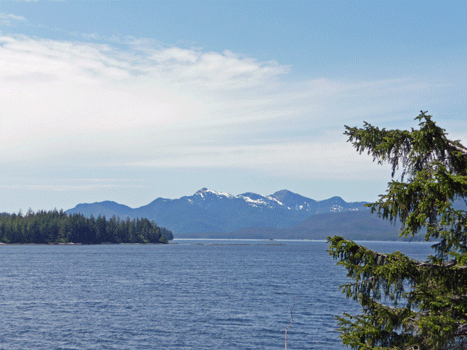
[448,141,467,156]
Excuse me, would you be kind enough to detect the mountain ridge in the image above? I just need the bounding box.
[66,188,369,235]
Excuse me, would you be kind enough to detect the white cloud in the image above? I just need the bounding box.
[0,35,287,143]
[0,34,459,187]
[147,48,288,90]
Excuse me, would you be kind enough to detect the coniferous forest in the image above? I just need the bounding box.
[0,209,173,244]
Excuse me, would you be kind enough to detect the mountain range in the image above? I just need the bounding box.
[65,188,407,240]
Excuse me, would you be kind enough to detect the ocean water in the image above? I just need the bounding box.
[0,240,434,349]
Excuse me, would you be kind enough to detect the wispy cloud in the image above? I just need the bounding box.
[0,13,27,25]
[0,34,455,186]
[0,178,147,192]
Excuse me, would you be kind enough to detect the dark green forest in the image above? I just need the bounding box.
[0,209,173,244]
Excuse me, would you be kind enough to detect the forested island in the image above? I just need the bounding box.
[0,209,173,244]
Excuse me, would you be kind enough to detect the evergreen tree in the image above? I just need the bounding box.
[0,210,172,244]
[327,112,467,349]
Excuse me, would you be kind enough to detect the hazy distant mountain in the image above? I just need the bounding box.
[66,188,368,235]
[180,211,405,241]
[69,201,134,219]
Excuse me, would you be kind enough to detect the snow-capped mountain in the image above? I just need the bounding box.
[66,188,368,234]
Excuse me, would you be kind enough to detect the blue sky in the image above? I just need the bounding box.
[1,0,466,212]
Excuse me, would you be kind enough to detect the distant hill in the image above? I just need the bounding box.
[177,210,405,241]
[70,201,134,219]
[67,188,368,235]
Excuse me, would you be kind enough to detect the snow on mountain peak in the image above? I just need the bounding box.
[194,188,234,199]
[189,188,362,214]
[239,195,268,206]
[266,196,286,207]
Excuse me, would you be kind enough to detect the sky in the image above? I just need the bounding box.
[1,0,467,212]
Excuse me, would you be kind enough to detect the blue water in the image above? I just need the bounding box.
[0,240,434,349]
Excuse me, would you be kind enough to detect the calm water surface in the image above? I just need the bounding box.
[0,240,434,349]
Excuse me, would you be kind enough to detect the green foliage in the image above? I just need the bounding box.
[327,112,467,349]
[0,209,171,244]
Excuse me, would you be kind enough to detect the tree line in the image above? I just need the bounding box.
[0,209,173,244]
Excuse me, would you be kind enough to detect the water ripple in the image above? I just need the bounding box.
[0,240,433,349]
